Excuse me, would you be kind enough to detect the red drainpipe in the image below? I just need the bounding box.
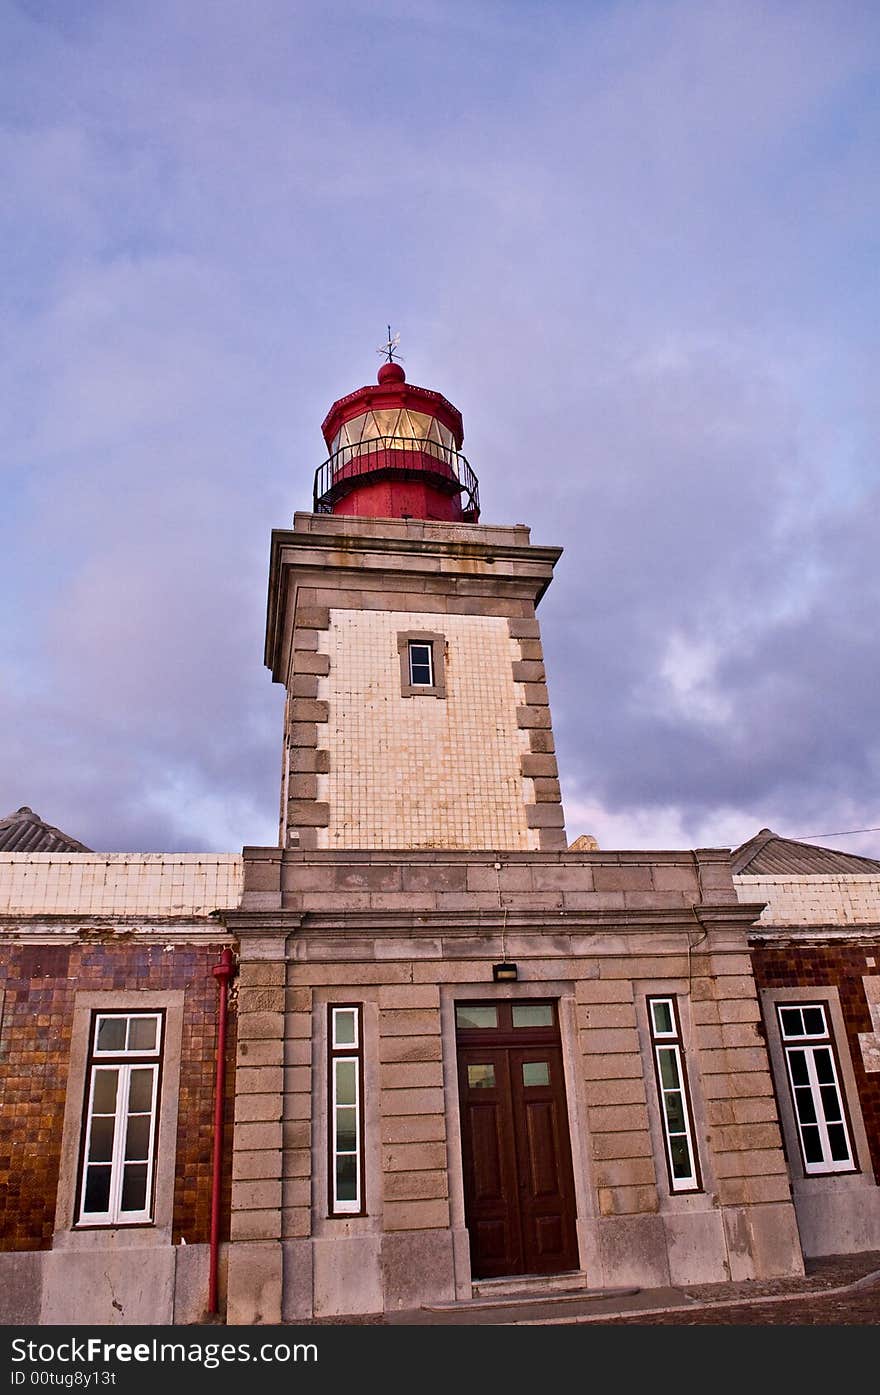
[209,946,235,1317]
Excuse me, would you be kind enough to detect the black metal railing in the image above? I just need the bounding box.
[313,435,480,518]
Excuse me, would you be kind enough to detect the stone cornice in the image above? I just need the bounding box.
[226,902,759,937]
[264,517,563,677]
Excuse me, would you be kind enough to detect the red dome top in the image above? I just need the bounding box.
[314,361,479,524]
[377,361,406,386]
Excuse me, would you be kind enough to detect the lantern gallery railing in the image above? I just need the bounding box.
[313,435,480,519]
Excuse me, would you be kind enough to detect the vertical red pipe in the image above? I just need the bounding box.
[209,946,235,1317]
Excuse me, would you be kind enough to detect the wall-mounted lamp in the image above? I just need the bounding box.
[492,962,518,982]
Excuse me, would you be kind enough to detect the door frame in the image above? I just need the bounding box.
[440,982,591,1295]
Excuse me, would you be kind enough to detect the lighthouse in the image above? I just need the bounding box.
[265,354,567,853]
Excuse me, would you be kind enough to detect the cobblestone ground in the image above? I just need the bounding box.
[577,1252,880,1326]
[597,1287,880,1324]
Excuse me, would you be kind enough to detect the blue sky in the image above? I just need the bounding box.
[2,0,879,856]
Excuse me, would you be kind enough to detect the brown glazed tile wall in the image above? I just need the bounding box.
[751,940,880,1183]
[0,942,236,1252]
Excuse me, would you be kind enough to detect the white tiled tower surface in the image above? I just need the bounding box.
[323,609,536,850]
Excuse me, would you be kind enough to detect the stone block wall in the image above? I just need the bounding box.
[226,845,804,1319]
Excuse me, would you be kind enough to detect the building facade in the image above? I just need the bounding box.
[0,816,240,1324]
[6,362,879,1324]
[734,830,880,1259]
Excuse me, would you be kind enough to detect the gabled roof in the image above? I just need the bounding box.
[732,827,880,876]
[0,806,92,853]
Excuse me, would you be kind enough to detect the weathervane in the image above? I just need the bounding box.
[377,325,404,364]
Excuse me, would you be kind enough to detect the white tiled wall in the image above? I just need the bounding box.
[0,854,243,916]
[323,609,536,850]
[736,874,880,925]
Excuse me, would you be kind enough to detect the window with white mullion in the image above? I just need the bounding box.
[648,996,700,1193]
[408,642,433,687]
[329,1006,363,1215]
[779,1004,855,1175]
[78,1011,162,1226]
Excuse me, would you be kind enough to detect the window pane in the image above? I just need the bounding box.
[819,1084,842,1122]
[788,1050,809,1086]
[92,1069,119,1115]
[456,1005,498,1029]
[801,1125,823,1164]
[651,1000,674,1035]
[814,1049,835,1086]
[778,1007,803,1039]
[336,1155,357,1202]
[802,1007,826,1036]
[670,1136,693,1177]
[335,1059,357,1106]
[120,1163,148,1213]
[127,1017,158,1052]
[664,1092,686,1133]
[125,1114,151,1161]
[828,1124,850,1162]
[794,1085,817,1125]
[96,1017,126,1052]
[409,643,432,685]
[333,1009,357,1048]
[467,1063,496,1089]
[88,1116,116,1163]
[127,1068,154,1114]
[511,1004,553,1028]
[522,1062,550,1087]
[658,1048,681,1090]
[335,1106,358,1153]
[83,1165,112,1214]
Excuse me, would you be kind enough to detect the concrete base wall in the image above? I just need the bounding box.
[226,1240,283,1325]
[0,1251,43,1325]
[793,1178,880,1257]
[0,1244,226,1326]
[279,1230,457,1319]
[583,1202,803,1293]
[41,1247,175,1325]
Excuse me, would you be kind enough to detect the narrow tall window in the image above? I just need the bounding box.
[647,996,700,1192]
[329,1005,364,1214]
[777,1004,855,1175]
[78,1012,163,1225]
[408,641,433,687]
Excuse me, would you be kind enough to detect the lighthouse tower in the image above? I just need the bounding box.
[265,357,567,853]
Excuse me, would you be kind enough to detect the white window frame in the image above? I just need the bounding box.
[397,630,446,699]
[408,641,434,688]
[78,1012,163,1227]
[777,1003,856,1176]
[329,1005,363,1216]
[647,996,701,1193]
[53,990,184,1249]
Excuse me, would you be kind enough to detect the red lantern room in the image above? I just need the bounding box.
[313,359,480,522]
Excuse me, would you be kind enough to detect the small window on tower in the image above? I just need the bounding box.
[397,631,446,699]
[408,642,433,687]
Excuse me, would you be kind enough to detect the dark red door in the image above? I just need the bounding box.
[456,1001,578,1279]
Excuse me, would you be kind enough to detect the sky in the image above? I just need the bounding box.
[2,0,879,858]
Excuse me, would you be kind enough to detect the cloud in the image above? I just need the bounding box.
[2,0,879,857]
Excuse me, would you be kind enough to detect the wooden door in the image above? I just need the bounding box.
[456,1001,579,1279]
